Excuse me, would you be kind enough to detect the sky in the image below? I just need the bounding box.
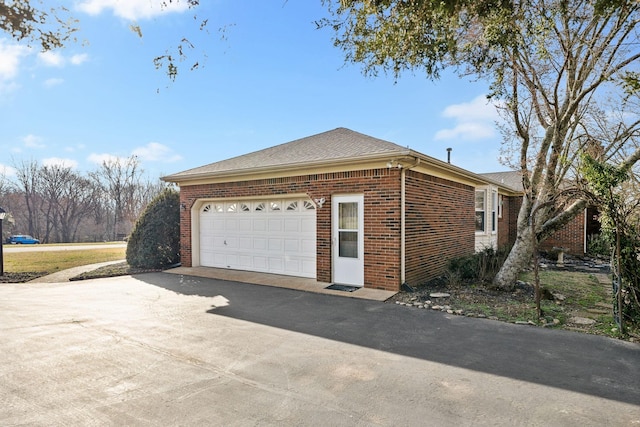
[0,1,508,182]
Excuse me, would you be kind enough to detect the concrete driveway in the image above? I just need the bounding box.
[1,272,639,426]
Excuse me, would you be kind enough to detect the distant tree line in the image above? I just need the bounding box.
[0,156,168,243]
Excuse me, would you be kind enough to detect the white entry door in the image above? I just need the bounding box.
[332,194,364,286]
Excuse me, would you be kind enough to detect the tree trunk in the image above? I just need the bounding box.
[494,195,536,290]
[493,226,535,290]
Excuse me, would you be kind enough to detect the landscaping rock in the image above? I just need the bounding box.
[429,292,450,298]
[569,317,596,326]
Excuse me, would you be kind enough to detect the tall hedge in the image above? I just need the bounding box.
[126,188,180,269]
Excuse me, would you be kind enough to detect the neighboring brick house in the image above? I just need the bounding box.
[163,128,518,292]
[480,171,600,255]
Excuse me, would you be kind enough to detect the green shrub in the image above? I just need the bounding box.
[587,233,611,257]
[126,188,180,269]
[446,246,510,284]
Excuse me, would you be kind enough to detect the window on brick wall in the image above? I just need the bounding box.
[475,190,486,232]
[492,190,498,233]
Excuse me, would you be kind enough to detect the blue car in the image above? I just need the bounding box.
[6,235,41,244]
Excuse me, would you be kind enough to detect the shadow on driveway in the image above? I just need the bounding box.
[137,272,640,406]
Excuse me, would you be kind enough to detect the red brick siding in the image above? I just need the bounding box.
[496,195,508,248]
[179,168,480,291]
[404,171,475,286]
[502,196,585,255]
[507,196,522,248]
[540,210,585,255]
[179,168,403,291]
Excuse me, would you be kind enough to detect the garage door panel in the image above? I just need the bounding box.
[284,259,300,274]
[226,253,238,268]
[253,256,267,269]
[269,257,283,272]
[238,254,252,268]
[213,253,226,266]
[268,219,282,232]
[200,234,214,250]
[268,238,282,251]
[284,218,300,232]
[253,238,267,250]
[238,219,252,232]
[212,238,226,249]
[200,251,214,265]
[302,259,315,275]
[284,239,299,252]
[301,218,315,232]
[225,236,238,249]
[200,199,316,278]
[301,238,316,254]
[239,237,252,250]
[253,219,267,232]
[225,218,238,231]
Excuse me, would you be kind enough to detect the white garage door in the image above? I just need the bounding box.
[199,198,317,278]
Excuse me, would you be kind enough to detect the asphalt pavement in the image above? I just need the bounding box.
[1,271,638,426]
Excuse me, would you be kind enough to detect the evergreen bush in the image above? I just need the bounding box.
[126,188,180,269]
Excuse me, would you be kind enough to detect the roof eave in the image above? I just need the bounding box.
[161,150,412,185]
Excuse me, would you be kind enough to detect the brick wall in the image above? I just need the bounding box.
[404,170,475,286]
[179,168,403,291]
[178,168,480,291]
[497,195,511,248]
[540,210,585,255]
[502,196,585,255]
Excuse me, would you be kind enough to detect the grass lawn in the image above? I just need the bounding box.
[391,267,636,341]
[0,246,126,282]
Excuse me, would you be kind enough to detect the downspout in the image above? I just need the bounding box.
[401,167,406,285]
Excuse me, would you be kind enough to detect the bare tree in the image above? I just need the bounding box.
[90,156,146,241]
[321,0,640,289]
[40,164,99,242]
[12,159,43,240]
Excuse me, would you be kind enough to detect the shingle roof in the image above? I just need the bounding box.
[480,171,524,192]
[163,128,411,181]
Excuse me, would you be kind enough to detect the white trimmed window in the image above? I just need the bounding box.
[475,190,486,232]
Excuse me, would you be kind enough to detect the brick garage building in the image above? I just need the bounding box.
[163,128,514,292]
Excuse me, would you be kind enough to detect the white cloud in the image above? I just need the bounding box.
[38,51,88,68]
[441,95,500,121]
[23,134,45,149]
[44,78,64,88]
[0,40,29,80]
[434,95,502,142]
[434,122,496,141]
[38,51,65,67]
[0,164,17,178]
[42,157,79,169]
[132,142,182,163]
[77,0,191,20]
[70,53,89,65]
